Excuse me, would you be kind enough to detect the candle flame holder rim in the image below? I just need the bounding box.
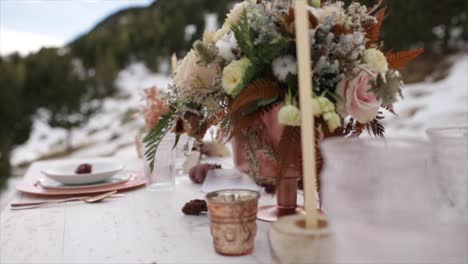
[205,189,260,204]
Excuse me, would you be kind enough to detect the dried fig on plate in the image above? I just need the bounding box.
[75,163,92,174]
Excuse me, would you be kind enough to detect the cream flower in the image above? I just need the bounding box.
[362,48,389,73]
[174,50,221,93]
[227,1,249,25]
[278,105,301,126]
[203,31,216,45]
[214,22,232,42]
[323,112,341,133]
[215,1,249,42]
[336,66,382,123]
[222,57,255,97]
[272,55,298,82]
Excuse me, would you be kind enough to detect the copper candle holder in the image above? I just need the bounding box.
[206,189,260,256]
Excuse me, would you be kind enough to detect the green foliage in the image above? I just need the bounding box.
[232,11,256,60]
[70,0,233,71]
[232,11,288,66]
[193,40,218,65]
[143,111,174,172]
[369,70,404,107]
[255,38,289,65]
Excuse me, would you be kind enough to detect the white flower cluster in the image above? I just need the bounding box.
[345,2,377,31]
[272,55,297,82]
[215,32,239,62]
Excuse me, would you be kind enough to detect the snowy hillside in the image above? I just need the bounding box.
[11,54,468,167]
[11,63,170,166]
[383,55,468,138]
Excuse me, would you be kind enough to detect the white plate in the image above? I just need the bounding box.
[41,161,124,185]
[38,173,131,190]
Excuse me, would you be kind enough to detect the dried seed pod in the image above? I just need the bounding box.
[182,199,208,215]
[188,163,222,184]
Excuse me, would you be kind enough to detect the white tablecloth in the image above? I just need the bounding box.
[0,158,275,264]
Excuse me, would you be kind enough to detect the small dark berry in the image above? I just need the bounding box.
[75,163,92,174]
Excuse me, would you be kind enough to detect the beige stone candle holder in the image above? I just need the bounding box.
[269,214,334,264]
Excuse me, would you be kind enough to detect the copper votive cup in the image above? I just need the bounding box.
[206,189,260,256]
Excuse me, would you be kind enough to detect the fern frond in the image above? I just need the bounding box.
[366,7,386,47]
[385,48,424,70]
[344,118,366,137]
[230,102,278,137]
[314,121,323,196]
[366,115,385,137]
[143,112,174,172]
[230,79,284,115]
[255,38,289,65]
[232,11,255,60]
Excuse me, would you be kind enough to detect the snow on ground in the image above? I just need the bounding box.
[11,63,170,166]
[383,55,468,138]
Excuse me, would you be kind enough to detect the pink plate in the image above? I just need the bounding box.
[16,171,146,196]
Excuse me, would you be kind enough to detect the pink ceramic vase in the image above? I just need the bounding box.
[232,105,301,217]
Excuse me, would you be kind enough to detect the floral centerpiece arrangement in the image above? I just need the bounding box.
[143,0,423,189]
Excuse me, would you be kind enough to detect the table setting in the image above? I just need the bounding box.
[1,0,467,263]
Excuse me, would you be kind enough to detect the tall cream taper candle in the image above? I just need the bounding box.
[294,0,319,229]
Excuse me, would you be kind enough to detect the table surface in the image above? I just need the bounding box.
[0,158,277,264]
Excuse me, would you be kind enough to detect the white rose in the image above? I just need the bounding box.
[222,57,255,97]
[174,50,221,93]
[362,48,389,73]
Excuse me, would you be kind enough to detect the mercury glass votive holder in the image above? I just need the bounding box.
[206,189,260,256]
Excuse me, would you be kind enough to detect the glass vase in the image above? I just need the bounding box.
[321,138,467,263]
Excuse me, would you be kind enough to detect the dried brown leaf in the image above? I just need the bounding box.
[366,8,386,47]
[385,48,424,70]
[230,79,284,116]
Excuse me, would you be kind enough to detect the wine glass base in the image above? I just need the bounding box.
[256,205,305,222]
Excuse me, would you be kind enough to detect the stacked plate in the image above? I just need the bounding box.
[17,161,146,196]
[40,161,125,188]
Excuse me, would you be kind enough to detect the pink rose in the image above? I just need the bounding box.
[336,66,382,123]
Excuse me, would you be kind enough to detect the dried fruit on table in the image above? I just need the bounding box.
[189,163,222,184]
[75,163,92,174]
[182,199,208,215]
